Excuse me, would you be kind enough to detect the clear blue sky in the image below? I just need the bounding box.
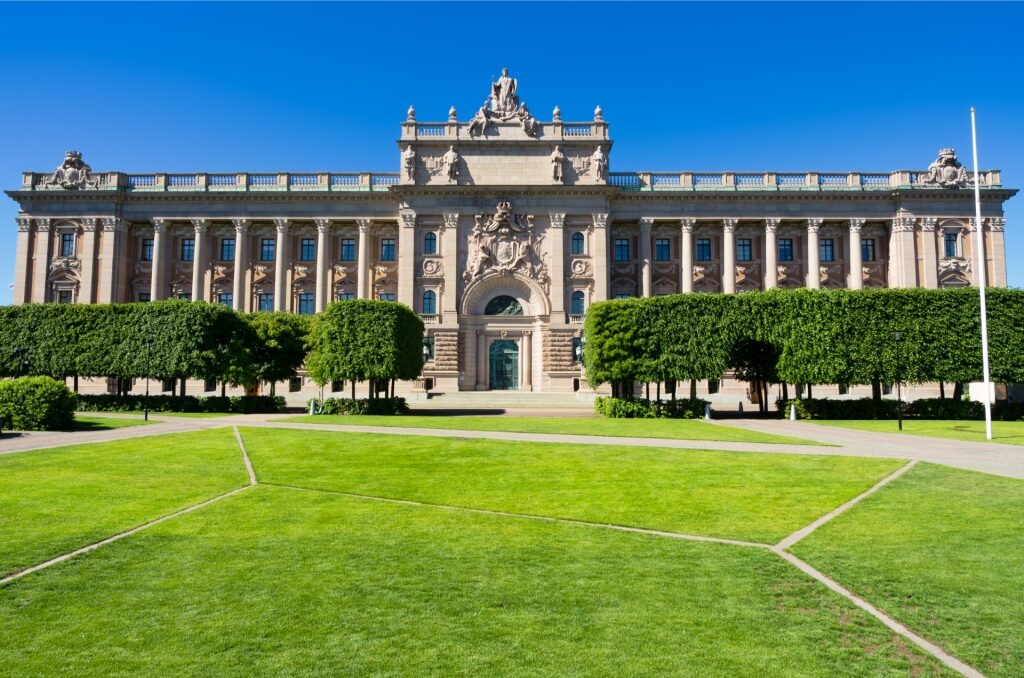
[1,1,1021,302]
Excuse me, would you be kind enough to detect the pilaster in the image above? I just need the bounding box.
[151,219,169,301]
[919,218,939,289]
[191,218,209,302]
[592,213,609,301]
[397,208,416,309]
[232,219,249,311]
[13,217,33,304]
[722,219,737,294]
[639,218,653,298]
[806,218,822,290]
[988,217,1007,287]
[764,218,779,289]
[441,212,459,322]
[274,218,290,310]
[847,219,865,290]
[356,218,371,299]
[98,217,125,303]
[549,213,566,317]
[78,218,99,303]
[679,218,694,293]
[888,212,918,288]
[30,218,52,303]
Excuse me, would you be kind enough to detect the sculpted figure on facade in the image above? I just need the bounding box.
[442,145,460,183]
[491,68,518,115]
[466,68,538,137]
[401,144,416,181]
[462,201,548,288]
[591,145,608,182]
[39,150,98,190]
[920,148,971,188]
[467,100,492,137]
[550,145,566,183]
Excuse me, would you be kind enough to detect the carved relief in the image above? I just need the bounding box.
[38,151,98,190]
[212,265,231,283]
[735,263,761,291]
[49,257,81,274]
[777,263,802,287]
[692,263,720,292]
[293,265,311,282]
[332,264,353,282]
[422,258,444,278]
[919,148,971,188]
[820,264,843,288]
[462,201,548,290]
[570,259,592,278]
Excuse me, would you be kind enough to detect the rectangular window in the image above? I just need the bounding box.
[337,291,355,301]
[423,336,435,362]
[838,384,849,395]
[330,379,344,393]
[340,238,356,261]
[300,238,316,262]
[260,238,275,262]
[708,379,720,395]
[613,292,631,300]
[57,290,73,304]
[380,238,396,262]
[298,292,315,315]
[736,238,752,262]
[944,232,958,258]
[614,238,630,261]
[162,378,175,393]
[778,239,794,262]
[257,293,274,311]
[378,293,397,302]
[178,292,192,301]
[220,238,235,262]
[654,238,670,262]
[181,238,195,262]
[289,377,302,393]
[695,238,712,262]
[572,337,583,363]
[141,238,154,262]
[218,293,233,307]
[60,233,75,257]
[861,238,876,262]
[819,238,835,262]
[204,378,217,393]
[137,292,151,303]
[571,232,585,255]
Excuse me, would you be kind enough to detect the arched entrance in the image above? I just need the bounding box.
[489,340,519,390]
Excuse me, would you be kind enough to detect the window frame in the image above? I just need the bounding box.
[421,290,437,315]
[180,238,195,262]
[380,238,396,262]
[141,238,154,262]
[736,238,752,262]
[220,238,236,262]
[423,232,437,255]
[819,238,835,263]
[654,238,671,262]
[340,238,356,262]
[570,290,585,315]
[613,238,630,262]
[571,231,585,256]
[297,292,315,315]
[257,293,274,312]
[695,238,712,262]
[861,238,876,262]
[778,238,794,262]
[260,238,275,262]
[300,238,316,262]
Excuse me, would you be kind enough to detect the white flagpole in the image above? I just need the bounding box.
[970,107,993,440]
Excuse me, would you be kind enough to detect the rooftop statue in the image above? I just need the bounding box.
[39,150,98,190]
[920,148,971,188]
[491,68,519,116]
[467,68,539,138]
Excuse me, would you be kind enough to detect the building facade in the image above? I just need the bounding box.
[6,71,1016,398]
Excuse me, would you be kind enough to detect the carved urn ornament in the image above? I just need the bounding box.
[39,150,98,190]
[920,148,971,188]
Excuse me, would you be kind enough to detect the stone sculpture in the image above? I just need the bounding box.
[401,144,416,181]
[920,148,971,188]
[466,68,538,138]
[550,146,566,183]
[39,150,98,190]
[442,146,460,183]
[591,145,608,182]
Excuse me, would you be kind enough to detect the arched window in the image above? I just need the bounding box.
[423,232,437,255]
[422,290,436,315]
[571,231,585,255]
[484,295,523,316]
[571,291,585,315]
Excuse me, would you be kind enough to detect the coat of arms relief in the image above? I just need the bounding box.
[462,201,549,290]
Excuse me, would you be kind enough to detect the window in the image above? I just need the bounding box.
[484,295,523,315]
[654,238,670,261]
[380,238,396,262]
[708,379,720,395]
[819,238,835,262]
[422,290,436,315]
[571,232,585,255]
[378,293,396,302]
[337,291,355,301]
[181,238,194,262]
[298,292,315,315]
[340,238,356,261]
[300,238,316,262]
[178,292,192,301]
[423,336,435,362]
[137,292,151,303]
[217,293,233,307]
[60,233,75,257]
[736,238,752,262]
[289,377,302,393]
[614,238,630,261]
[57,290,73,304]
[423,232,437,255]
[571,291,585,315]
[330,379,344,393]
[162,379,175,393]
[944,232,958,258]
[220,238,235,262]
[260,238,275,262]
[695,238,712,262]
[258,293,274,311]
[861,238,876,262]
[838,384,849,395]
[141,238,154,262]
[613,292,631,300]
[204,378,217,393]
[572,337,583,363]
[778,239,794,262]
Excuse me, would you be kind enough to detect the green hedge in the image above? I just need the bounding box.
[312,397,409,416]
[779,398,902,420]
[75,394,286,414]
[780,397,1024,421]
[594,396,708,419]
[0,376,77,430]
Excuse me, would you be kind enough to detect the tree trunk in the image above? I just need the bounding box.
[73,375,79,394]
[782,382,789,402]
[221,381,226,397]
[871,379,882,403]
[689,378,697,400]
[350,380,355,401]
[270,381,276,397]
[939,380,946,399]
[953,382,964,400]
[645,382,650,402]
[179,379,186,397]
[656,382,661,402]
[807,384,813,399]
[390,379,395,399]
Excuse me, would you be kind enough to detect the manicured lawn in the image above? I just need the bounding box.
[241,427,902,543]
[283,413,819,445]
[0,428,247,577]
[793,463,1024,677]
[72,414,154,430]
[81,410,234,419]
[812,419,1024,445]
[0,486,948,676]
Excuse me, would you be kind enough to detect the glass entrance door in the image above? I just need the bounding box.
[489,339,519,390]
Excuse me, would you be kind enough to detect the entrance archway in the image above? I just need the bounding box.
[489,340,519,390]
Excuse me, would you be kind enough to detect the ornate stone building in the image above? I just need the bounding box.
[6,71,1016,398]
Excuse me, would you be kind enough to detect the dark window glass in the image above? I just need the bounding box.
[778,239,794,262]
[300,238,316,262]
[331,379,344,392]
[260,239,275,262]
[289,377,302,393]
[422,290,436,315]
[695,238,712,262]
[220,238,235,262]
[484,295,523,315]
[218,293,233,307]
[204,378,217,392]
[60,233,75,257]
[340,238,356,261]
[861,238,876,262]
[613,292,631,300]
[298,292,315,315]
[944,232,958,258]
[708,379,720,394]
[614,238,630,261]
[571,232,585,255]
[178,292,192,301]
[378,293,396,302]
[737,238,752,262]
[654,238,670,261]
[820,238,835,262]
[423,336,435,361]
[57,290,73,304]
[381,238,396,262]
[258,293,274,311]
[137,292,151,303]
[141,238,154,261]
[337,291,355,301]
[181,238,195,262]
[571,291,585,315]
[423,232,437,255]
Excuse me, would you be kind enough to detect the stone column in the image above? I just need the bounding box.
[592,213,609,301]
[806,219,822,289]
[397,209,415,308]
[888,213,918,288]
[98,218,124,303]
[314,218,331,312]
[989,218,1007,287]
[679,218,694,293]
[476,330,487,390]
[847,219,864,290]
[639,218,653,297]
[13,217,32,304]
[356,218,371,299]
[150,219,168,300]
[30,218,52,303]
[191,218,209,302]
[918,218,939,289]
[442,213,459,321]
[522,331,532,390]
[232,218,249,311]
[722,219,737,294]
[549,213,566,317]
[764,218,779,289]
[78,218,99,304]
[273,218,290,310]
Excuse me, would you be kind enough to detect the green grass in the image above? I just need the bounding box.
[71,414,154,431]
[793,463,1024,677]
[81,410,234,419]
[811,419,1024,445]
[282,413,819,445]
[0,428,247,577]
[0,485,948,676]
[241,427,902,543]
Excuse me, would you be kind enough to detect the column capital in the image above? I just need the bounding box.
[591,213,608,230]
[101,217,124,232]
[273,218,290,233]
[231,218,249,233]
[919,217,938,232]
[16,216,32,232]
[152,218,169,233]
[549,213,566,229]
[356,218,372,233]
[679,218,696,232]
[314,218,332,233]
[806,218,823,232]
[892,216,916,233]
[987,217,1006,232]
[639,217,653,232]
[764,218,781,232]
[191,218,209,233]
[35,217,52,232]
[441,212,459,232]
[82,217,99,232]
[398,210,416,229]
[849,218,866,232]
[722,218,738,232]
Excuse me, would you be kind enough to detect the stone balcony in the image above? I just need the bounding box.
[608,170,1002,192]
[20,171,400,193]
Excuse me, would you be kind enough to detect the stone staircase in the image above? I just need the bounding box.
[407,390,597,410]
